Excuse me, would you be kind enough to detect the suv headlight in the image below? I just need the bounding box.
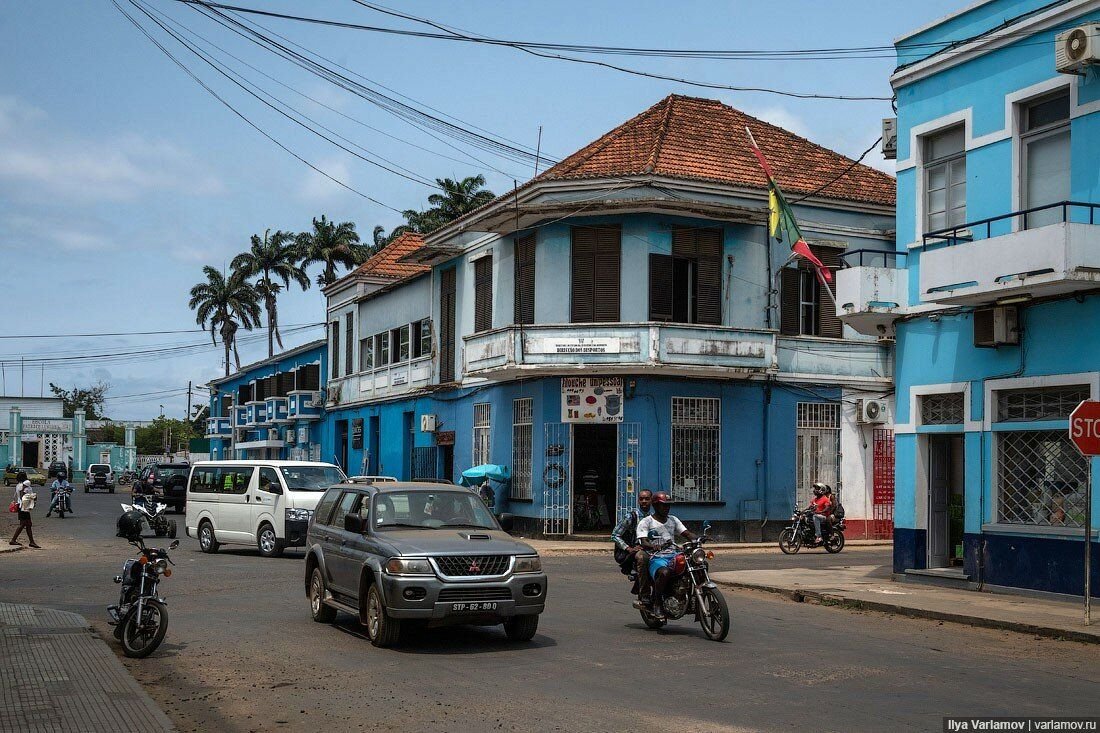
[286,508,313,522]
[513,555,542,574]
[384,557,433,576]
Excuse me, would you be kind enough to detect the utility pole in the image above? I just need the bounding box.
[186,381,192,422]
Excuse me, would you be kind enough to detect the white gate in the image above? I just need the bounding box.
[616,423,641,523]
[541,423,571,535]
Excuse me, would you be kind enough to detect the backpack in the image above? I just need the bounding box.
[831,497,845,521]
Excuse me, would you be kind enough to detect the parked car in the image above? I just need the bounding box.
[185,460,346,557]
[48,461,68,480]
[304,482,547,647]
[346,475,399,484]
[85,463,116,493]
[146,463,190,512]
[4,466,46,486]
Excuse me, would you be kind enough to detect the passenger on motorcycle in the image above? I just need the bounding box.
[46,475,72,517]
[611,489,652,582]
[808,483,832,545]
[636,492,696,620]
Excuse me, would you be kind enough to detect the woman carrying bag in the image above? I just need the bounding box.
[9,473,41,548]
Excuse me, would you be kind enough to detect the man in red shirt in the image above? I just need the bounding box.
[809,484,832,545]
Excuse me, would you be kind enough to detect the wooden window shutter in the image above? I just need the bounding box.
[812,245,844,338]
[474,256,493,332]
[514,234,536,325]
[779,267,801,335]
[440,268,457,382]
[570,227,596,322]
[648,254,674,321]
[695,228,723,325]
[593,226,621,322]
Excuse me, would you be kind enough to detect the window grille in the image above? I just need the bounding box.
[996,385,1088,422]
[997,430,1088,527]
[472,403,491,467]
[511,399,533,500]
[795,402,841,508]
[671,397,720,502]
[920,392,964,425]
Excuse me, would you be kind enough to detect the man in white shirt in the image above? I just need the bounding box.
[635,492,695,619]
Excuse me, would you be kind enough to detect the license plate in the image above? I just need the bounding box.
[450,602,498,613]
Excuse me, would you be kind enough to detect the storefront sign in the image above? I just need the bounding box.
[539,337,621,355]
[351,418,364,450]
[561,377,623,423]
[22,418,71,433]
[436,430,456,446]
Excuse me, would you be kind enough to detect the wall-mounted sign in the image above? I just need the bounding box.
[351,418,364,450]
[561,377,623,424]
[436,430,456,446]
[286,428,297,445]
[22,418,71,433]
[535,337,621,355]
[392,371,409,386]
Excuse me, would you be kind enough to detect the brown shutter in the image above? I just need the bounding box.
[439,268,457,382]
[593,225,621,322]
[474,256,493,332]
[780,267,801,335]
[812,245,844,338]
[278,371,294,396]
[330,322,340,379]
[514,234,536,325]
[695,228,723,325]
[299,363,320,391]
[649,254,674,321]
[571,227,596,322]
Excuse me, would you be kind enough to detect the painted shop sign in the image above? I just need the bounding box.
[534,337,622,355]
[22,418,71,433]
[561,377,623,424]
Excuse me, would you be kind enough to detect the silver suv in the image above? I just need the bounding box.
[304,482,547,647]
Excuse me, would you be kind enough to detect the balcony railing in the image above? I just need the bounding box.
[923,201,1100,248]
[840,248,907,269]
[835,249,908,336]
[327,356,433,407]
[205,417,232,438]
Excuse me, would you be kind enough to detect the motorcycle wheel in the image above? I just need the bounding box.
[639,609,666,629]
[778,528,801,554]
[824,532,845,554]
[154,524,166,538]
[697,587,730,642]
[120,600,168,658]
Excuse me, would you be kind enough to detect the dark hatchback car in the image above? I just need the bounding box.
[142,463,190,512]
[304,482,547,647]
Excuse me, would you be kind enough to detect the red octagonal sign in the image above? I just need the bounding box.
[1069,401,1100,456]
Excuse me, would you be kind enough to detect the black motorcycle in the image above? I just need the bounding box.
[108,538,179,658]
[47,485,73,518]
[779,509,845,554]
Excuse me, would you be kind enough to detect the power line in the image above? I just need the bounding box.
[0,322,321,340]
[789,136,884,204]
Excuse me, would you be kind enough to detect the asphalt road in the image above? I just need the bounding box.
[2,490,1098,733]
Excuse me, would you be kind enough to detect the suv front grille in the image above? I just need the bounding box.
[437,587,512,602]
[433,555,510,577]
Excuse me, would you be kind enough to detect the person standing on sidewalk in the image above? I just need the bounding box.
[10,475,41,548]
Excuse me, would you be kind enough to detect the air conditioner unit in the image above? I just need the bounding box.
[304,391,322,408]
[420,414,437,432]
[858,399,888,424]
[974,305,1019,347]
[268,428,279,441]
[1055,24,1100,74]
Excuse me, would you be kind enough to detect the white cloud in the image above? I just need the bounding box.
[298,155,352,203]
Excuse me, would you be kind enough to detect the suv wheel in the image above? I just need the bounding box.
[504,614,539,642]
[364,585,401,648]
[198,520,219,554]
[309,568,337,623]
[257,524,284,558]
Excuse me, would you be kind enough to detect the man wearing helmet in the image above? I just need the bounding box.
[635,492,696,619]
[611,488,652,585]
[808,482,833,545]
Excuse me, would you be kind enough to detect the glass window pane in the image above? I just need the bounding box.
[928,211,947,231]
[926,126,965,161]
[1025,130,1070,227]
[926,164,947,191]
[949,157,966,185]
[948,182,966,210]
[928,188,947,214]
[1026,92,1070,132]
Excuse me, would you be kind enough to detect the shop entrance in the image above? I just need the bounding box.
[927,434,965,568]
[571,424,617,532]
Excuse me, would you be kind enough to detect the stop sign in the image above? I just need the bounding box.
[1069,401,1100,456]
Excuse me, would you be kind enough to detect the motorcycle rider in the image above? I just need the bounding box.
[133,473,157,511]
[807,483,832,545]
[636,492,696,620]
[611,489,652,582]
[46,474,72,517]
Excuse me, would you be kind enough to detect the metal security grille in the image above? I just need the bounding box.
[511,399,533,500]
[996,385,1089,422]
[542,423,571,535]
[410,446,440,480]
[433,555,510,577]
[997,430,1089,527]
[472,403,491,466]
[920,393,964,425]
[616,423,641,522]
[795,402,841,509]
[671,398,721,502]
[872,428,895,539]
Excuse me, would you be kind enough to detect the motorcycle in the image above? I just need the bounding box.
[634,523,730,641]
[122,498,177,539]
[779,509,845,554]
[108,537,179,658]
[119,470,135,486]
[48,484,74,518]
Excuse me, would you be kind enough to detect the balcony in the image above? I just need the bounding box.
[327,356,433,407]
[776,336,893,383]
[920,202,1100,306]
[245,401,269,427]
[463,323,777,380]
[835,249,908,336]
[287,390,322,420]
[264,396,289,424]
[205,417,231,438]
[232,405,248,429]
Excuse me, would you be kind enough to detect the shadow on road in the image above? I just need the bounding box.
[329,616,557,655]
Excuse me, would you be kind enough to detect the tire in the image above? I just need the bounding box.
[824,532,845,554]
[364,584,401,648]
[109,488,115,494]
[84,487,89,493]
[309,568,337,623]
[120,600,168,658]
[640,609,667,629]
[198,520,219,554]
[778,528,801,555]
[58,509,65,519]
[503,614,539,642]
[697,586,730,642]
[154,525,166,538]
[257,524,284,558]
[167,520,177,540]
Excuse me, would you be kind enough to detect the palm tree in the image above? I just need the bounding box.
[296,215,366,287]
[231,229,311,358]
[189,266,262,376]
[425,175,495,220]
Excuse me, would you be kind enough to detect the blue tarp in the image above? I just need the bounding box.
[460,464,511,486]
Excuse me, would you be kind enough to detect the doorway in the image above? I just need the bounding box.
[927,434,965,568]
[571,424,617,532]
[335,421,349,473]
[22,441,39,468]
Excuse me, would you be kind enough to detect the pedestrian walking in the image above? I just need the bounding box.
[10,473,41,548]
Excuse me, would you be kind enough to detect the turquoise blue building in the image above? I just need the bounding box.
[838,1,1100,594]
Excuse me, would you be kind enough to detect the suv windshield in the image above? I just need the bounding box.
[89,465,110,475]
[373,490,498,531]
[280,466,346,491]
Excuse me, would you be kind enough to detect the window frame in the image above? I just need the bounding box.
[1019,89,1071,227]
[330,320,341,379]
[511,398,533,500]
[472,402,491,467]
[923,125,967,233]
[669,396,721,502]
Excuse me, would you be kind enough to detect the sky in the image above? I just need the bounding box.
[0,0,962,420]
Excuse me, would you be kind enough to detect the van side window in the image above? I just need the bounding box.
[313,490,341,526]
[218,468,254,495]
[329,491,361,530]
[258,467,281,493]
[189,468,219,493]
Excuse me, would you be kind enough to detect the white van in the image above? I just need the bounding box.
[185,461,346,557]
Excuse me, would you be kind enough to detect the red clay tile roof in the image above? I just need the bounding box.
[536,94,895,207]
[343,232,429,286]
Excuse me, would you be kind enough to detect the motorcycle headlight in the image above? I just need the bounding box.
[384,557,433,576]
[154,558,169,574]
[513,555,542,574]
[285,508,313,522]
[691,547,707,564]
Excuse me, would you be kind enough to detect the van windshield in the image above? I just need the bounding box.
[280,466,346,491]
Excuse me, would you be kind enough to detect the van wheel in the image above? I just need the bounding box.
[309,568,337,623]
[364,585,401,648]
[257,524,284,558]
[198,520,219,553]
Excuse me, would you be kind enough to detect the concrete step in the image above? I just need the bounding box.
[899,567,973,589]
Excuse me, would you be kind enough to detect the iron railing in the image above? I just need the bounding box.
[839,248,907,269]
[923,201,1100,248]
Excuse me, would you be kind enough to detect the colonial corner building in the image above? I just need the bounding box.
[837,0,1100,595]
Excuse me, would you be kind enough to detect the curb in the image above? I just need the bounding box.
[532,542,893,556]
[715,579,1100,645]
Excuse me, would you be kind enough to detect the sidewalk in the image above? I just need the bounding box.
[0,603,175,732]
[711,564,1100,644]
[523,536,892,554]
